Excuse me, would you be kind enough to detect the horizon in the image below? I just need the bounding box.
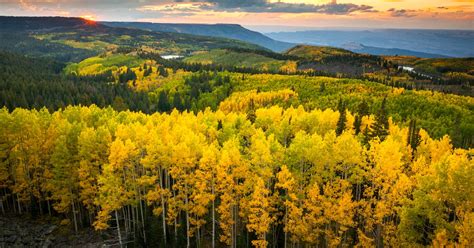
[2,15,474,33]
[0,0,473,30]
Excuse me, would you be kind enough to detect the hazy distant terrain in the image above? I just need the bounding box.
[266,29,474,57]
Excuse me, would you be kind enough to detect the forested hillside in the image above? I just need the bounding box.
[103,22,294,52]
[0,16,473,248]
[0,17,264,63]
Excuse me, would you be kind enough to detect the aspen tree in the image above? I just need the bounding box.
[245,178,271,248]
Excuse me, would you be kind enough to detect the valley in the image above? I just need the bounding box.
[0,15,473,248]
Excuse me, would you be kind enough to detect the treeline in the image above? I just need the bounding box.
[138,51,351,77]
[0,51,152,112]
[138,50,472,91]
[222,47,301,61]
[0,51,238,115]
[0,105,471,247]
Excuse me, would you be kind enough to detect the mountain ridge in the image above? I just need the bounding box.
[102,21,295,52]
[340,42,450,58]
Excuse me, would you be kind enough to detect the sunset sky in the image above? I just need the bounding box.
[0,0,473,30]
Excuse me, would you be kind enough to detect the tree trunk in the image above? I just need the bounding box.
[115,210,123,247]
[160,171,167,246]
[122,208,128,234]
[212,184,215,248]
[17,194,22,214]
[0,197,4,214]
[139,194,147,244]
[72,201,78,233]
[185,183,190,248]
[375,224,383,248]
[284,205,288,248]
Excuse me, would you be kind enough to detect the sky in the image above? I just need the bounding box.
[0,0,473,30]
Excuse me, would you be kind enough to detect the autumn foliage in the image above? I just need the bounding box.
[0,105,472,247]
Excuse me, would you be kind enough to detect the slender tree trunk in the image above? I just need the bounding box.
[0,198,4,214]
[79,203,84,228]
[12,193,16,213]
[212,185,215,248]
[89,211,93,227]
[197,226,201,248]
[115,210,123,247]
[123,208,128,234]
[139,194,147,244]
[284,205,288,248]
[127,205,132,235]
[38,198,43,215]
[375,224,383,248]
[173,187,178,243]
[233,203,237,248]
[132,205,136,238]
[174,218,178,243]
[47,199,51,216]
[72,201,78,233]
[160,171,167,246]
[185,183,190,248]
[17,194,22,214]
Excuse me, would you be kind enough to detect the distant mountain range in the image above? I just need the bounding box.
[340,42,449,58]
[266,29,474,58]
[102,22,294,52]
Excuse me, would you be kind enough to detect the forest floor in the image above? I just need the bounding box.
[0,215,106,247]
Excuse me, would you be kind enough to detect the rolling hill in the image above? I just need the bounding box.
[0,16,266,62]
[102,21,295,52]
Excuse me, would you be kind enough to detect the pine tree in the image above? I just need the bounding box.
[407,119,421,153]
[354,100,369,135]
[172,92,183,111]
[158,91,171,112]
[371,97,389,141]
[336,98,346,136]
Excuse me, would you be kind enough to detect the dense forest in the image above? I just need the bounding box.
[0,104,472,247]
[0,16,473,248]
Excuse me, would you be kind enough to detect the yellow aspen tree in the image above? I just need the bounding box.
[217,138,247,247]
[77,127,111,215]
[141,127,171,245]
[94,137,138,243]
[365,136,411,247]
[275,165,297,247]
[302,183,325,244]
[245,178,271,248]
[321,180,357,246]
[8,109,45,214]
[49,120,84,233]
[196,142,220,248]
[168,125,203,248]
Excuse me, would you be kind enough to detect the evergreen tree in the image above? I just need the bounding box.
[354,100,369,135]
[158,66,168,77]
[247,98,257,123]
[158,91,171,112]
[172,92,183,111]
[408,119,421,153]
[371,97,389,141]
[319,82,326,92]
[336,99,346,136]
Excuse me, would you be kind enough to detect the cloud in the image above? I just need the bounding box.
[2,0,376,15]
[140,0,377,15]
[387,8,417,17]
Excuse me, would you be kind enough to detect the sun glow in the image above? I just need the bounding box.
[80,15,96,22]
